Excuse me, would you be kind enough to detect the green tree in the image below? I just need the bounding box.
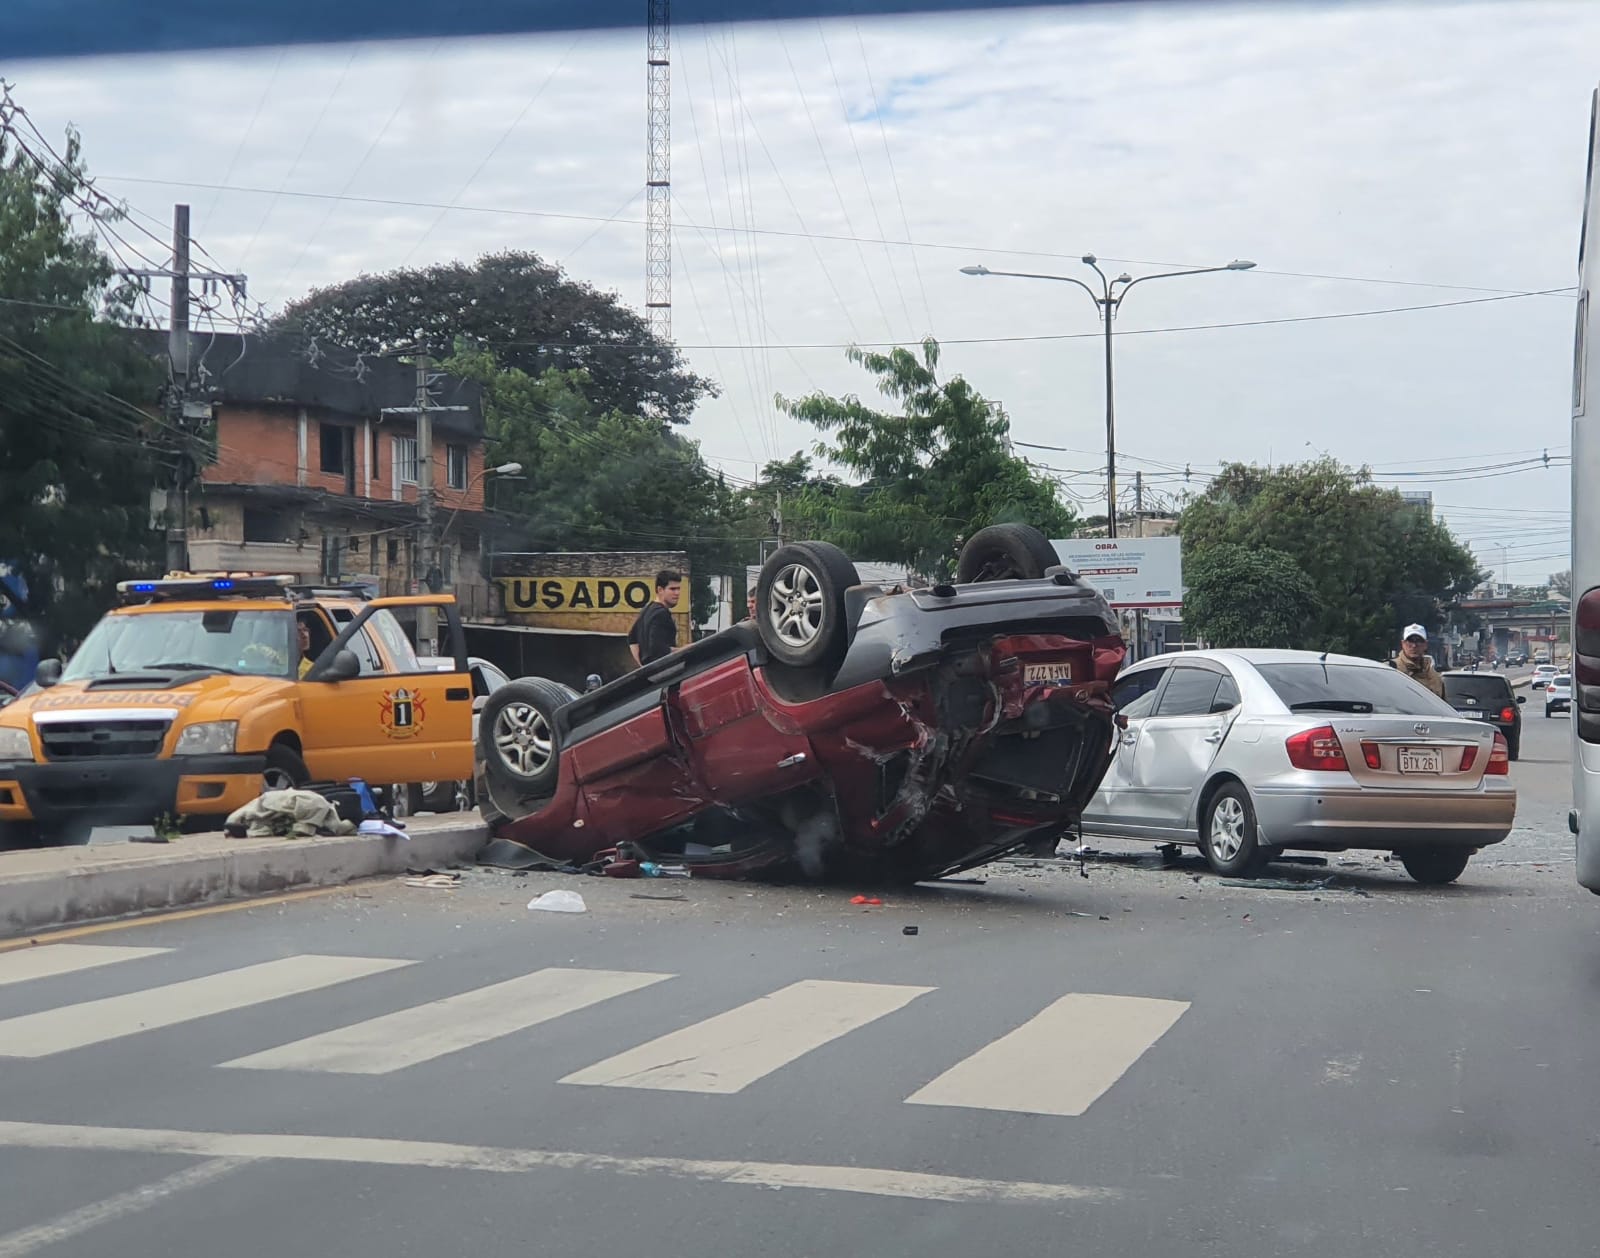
[776,339,1075,575]
[0,126,162,655]
[271,252,714,425]
[1183,543,1321,648]
[1550,569,1572,599]
[1177,459,1482,659]
[443,347,740,625]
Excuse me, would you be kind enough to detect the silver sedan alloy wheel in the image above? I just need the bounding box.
[494,701,555,778]
[1209,795,1247,863]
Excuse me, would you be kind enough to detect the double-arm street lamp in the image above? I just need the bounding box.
[959,255,1254,539]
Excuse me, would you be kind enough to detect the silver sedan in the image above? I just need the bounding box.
[1080,649,1517,884]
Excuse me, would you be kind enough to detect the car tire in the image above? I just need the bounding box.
[1506,734,1520,760]
[955,523,1061,583]
[0,822,86,849]
[406,780,464,814]
[262,743,309,793]
[755,542,859,669]
[1200,783,1269,877]
[478,678,577,796]
[1396,847,1471,885]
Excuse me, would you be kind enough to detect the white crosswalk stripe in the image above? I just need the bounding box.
[561,978,933,1094]
[906,992,1191,1116]
[0,955,412,1057]
[220,967,675,1074]
[0,944,171,988]
[0,948,1191,1116]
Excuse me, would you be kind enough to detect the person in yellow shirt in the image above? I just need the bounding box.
[297,620,315,678]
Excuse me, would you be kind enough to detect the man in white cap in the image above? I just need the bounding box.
[1393,623,1444,697]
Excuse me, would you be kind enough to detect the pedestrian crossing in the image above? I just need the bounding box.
[0,943,1190,1117]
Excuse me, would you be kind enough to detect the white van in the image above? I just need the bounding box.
[1573,84,1600,893]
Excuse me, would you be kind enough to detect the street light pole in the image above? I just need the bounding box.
[959,256,1254,540]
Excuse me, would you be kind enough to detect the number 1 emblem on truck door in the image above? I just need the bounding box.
[380,687,426,740]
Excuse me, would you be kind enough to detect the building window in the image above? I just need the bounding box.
[320,423,351,475]
[242,507,287,543]
[395,436,419,485]
[387,539,400,566]
[447,444,469,490]
[370,428,382,481]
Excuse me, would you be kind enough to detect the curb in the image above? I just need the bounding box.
[0,820,487,940]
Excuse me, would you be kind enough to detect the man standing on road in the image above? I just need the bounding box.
[1393,623,1445,697]
[628,570,682,667]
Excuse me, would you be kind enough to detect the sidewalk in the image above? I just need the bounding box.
[0,814,487,939]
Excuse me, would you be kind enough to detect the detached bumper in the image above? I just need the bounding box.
[0,754,267,828]
[1253,784,1517,851]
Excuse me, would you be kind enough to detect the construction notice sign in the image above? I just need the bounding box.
[1051,537,1183,610]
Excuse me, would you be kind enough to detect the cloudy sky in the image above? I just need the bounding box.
[3,0,1591,584]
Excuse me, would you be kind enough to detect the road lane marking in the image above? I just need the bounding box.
[906,993,1191,1116]
[0,1120,1119,1205]
[0,955,412,1057]
[0,1157,249,1258]
[221,968,675,1074]
[560,978,933,1094]
[0,944,170,988]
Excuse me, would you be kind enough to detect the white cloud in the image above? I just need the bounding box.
[2,0,1590,580]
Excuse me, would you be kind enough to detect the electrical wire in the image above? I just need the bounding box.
[93,172,1577,302]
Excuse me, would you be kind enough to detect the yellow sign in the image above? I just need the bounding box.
[497,577,656,616]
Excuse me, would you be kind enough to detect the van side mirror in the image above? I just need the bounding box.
[1115,712,1130,730]
[318,649,361,682]
[1518,695,1526,704]
[34,659,61,689]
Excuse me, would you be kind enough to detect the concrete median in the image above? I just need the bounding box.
[0,815,488,939]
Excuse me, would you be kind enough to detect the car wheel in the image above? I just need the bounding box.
[1396,847,1471,885]
[478,678,577,796]
[755,542,859,669]
[262,743,309,793]
[1200,783,1269,877]
[955,523,1061,583]
[1506,734,1520,761]
[0,822,90,849]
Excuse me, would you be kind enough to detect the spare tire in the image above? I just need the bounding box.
[756,541,860,669]
[477,678,579,796]
[956,523,1060,583]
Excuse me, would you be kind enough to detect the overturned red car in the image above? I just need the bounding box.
[476,524,1126,882]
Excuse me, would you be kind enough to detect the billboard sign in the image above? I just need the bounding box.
[1050,536,1183,610]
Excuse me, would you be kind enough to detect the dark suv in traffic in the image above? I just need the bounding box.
[1441,670,1525,760]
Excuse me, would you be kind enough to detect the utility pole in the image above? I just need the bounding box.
[115,203,247,574]
[167,205,192,573]
[1132,470,1145,660]
[415,354,438,656]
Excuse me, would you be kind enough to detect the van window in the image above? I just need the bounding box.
[368,609,421,672]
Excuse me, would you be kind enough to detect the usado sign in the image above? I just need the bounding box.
[496,576,655,615]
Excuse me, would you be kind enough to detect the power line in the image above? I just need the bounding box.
[92,173,1577,301]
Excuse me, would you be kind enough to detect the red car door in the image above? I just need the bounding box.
[675,658,815,804]
[565,694,704,843]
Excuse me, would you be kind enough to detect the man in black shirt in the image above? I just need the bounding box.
[628,569,682,667]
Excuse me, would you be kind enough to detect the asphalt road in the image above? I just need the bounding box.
[3,695,1594,1258]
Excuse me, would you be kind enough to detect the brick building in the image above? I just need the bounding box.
[136,332,495,618]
